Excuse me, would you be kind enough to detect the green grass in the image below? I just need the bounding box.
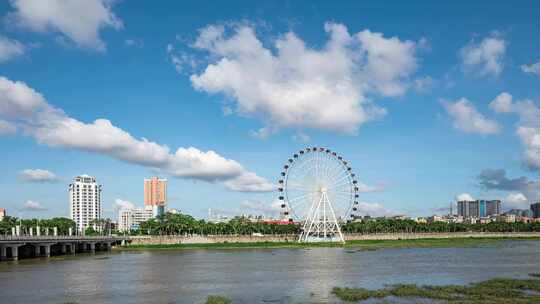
[205,295,232,304]
[332,278,540,303]
[117,237,540,251]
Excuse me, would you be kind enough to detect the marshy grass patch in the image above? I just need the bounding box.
[205,295,232,304]
[332,278,540,303]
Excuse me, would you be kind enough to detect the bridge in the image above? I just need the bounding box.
[0,235,129,261]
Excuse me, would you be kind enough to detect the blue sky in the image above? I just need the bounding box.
[1,1,540,220]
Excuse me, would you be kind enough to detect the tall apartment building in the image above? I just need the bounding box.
[144,177,167,217]
[69,175,102,232]
[0,208,5,220]
[457,200,501,218]
[532,202,540,218]
[118,207,153,232]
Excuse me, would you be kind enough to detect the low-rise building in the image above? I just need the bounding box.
[118,206,153,232]
[497,214,516,223]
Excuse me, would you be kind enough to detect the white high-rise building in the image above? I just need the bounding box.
[69,175,102,232]
[118,206,153,232]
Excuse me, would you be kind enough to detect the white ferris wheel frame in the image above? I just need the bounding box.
[278,147,360,243]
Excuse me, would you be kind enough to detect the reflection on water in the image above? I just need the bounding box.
[0,240,539,304]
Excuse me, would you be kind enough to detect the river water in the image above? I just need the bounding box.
[0,240,539,303]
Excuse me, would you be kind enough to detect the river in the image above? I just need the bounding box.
[0,240,539,303]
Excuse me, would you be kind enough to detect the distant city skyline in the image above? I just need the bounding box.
[1,1,540,219]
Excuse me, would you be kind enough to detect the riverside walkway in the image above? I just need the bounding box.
[0,235,129,261]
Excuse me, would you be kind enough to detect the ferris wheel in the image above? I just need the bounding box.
[278,147,360,243]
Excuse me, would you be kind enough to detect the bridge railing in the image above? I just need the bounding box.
[0,235,125,241]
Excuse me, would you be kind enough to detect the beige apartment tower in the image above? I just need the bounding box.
[144,177,167,206]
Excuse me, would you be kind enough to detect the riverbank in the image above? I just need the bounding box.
[118,236,540,250]
[126,232,540,246]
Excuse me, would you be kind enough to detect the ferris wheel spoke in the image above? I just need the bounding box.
[286,192,317,203]
[327,179,354,191]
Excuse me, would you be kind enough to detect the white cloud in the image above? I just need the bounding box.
[187,22,421,135]
[167,43,197,74]
[0,120,16,135]
[239,199,282,216]
[0,35,25,62]
[413,76,434,92]
[7,0,122,51]
[223,172,275,192]
[521,60,540,76]
[489,92,513,113]
[0,75,272,191]
[356,181,385,193]
[249,126,277,140]
[455,193,474,201]
[112,198,135,210]
[504,193,529,209]
[356,28,418,97]
[23,200,47,211]
[355,201,393,217]
[19,169,59,183]
[442,98,500,135]
[460,34,506,77]
[489,92,540,171]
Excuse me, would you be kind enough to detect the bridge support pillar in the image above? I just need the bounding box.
[34,245,41,257]
[0,246,6,261]
[11,245,18,261]
[61,244,67,254]
[89,242,95,253]
[71,243,77,254]
[43,244,50,257]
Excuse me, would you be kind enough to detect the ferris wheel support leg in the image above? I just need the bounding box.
[327,194,345,243]
[299,195,318,242]
[302,194,323,242]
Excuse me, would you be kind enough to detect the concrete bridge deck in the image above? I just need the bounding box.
[0,235,128,261]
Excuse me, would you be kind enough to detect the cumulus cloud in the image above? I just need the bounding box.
[521,60,540,76]
[0,75,273,192]
[19,169,60,183]
[7,0,122,51]
[112,198,135,210]
[489,92,540,170]
[0,35,25,63]
[460,34,506,77]
[456,193,474,201]
[184,22,422,135]
[441,97,500,135]
[478,168,540,202]
[23,200,47,211]
[504,193,529,209]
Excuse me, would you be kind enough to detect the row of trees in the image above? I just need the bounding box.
[3,214,540,237]
[0,216,76,235]
[133,214,540,235]
[134,213,298,236]
[342,219,540,234]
